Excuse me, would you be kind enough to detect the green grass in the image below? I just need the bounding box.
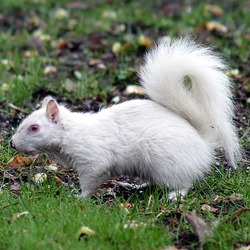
[0,0,249,249]
[0,182,172,250]
[0,167,249,250]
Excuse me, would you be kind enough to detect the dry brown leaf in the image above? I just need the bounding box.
[57,39,70,49]
[123,202,133,209]
[119,203,131,214]
[204,4,224,16]
[205,21,228,33]
[10,182,21,193]
[52,176,63,185]
[185,210,213,247]
[89,59,102,66]
[201,204,219,213]
[7,155,35,167]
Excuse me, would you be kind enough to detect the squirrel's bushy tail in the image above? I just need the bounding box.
[139,37,242,168]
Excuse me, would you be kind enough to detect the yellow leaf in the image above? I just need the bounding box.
[204,4,224,16]
[205,21,228,33]
[138,35,153,48]
[78,226,96,240]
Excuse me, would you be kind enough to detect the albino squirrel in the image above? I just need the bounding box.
[10,37,242,200]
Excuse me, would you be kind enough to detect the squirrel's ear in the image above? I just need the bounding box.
[42,96,54,109]
[46,99,60,124]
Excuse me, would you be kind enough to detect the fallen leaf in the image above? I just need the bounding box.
[111,96,120,103]
[201,204,219,213]
[102,10,117,19]
[1,59,11,65]
[7,155,35,167]
[24,50,38,58]
[120,202,132,209]
[33,29,51,41]
[112,42,122,56]
[32,173,47,184]
[89,59,102,66]
[43,65,57,75]
[44,164,58,172]
[226,69,240,78]
[185,210,213,247]
[57,39,70,49]
[138,35,153,48]
[27,16,46,28]
[74,70,82,79]
[1,83,9,92]
[10,182,21,193]
[52,176,63,185]
[205,21,228,33]
[112,24,126,35]
[204,4,223,16]
[54,8,69,20]
[78,226,96,240]
[9,211,29,222]
[119,203,130,214]
[124,85,145,95]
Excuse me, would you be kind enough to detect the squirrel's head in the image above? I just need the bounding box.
[10,96,63,155]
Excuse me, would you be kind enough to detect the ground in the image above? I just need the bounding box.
[0,1,249,249]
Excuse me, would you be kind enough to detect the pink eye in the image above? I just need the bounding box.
[28,124,40,133]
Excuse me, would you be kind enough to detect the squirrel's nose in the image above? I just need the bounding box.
[10,139,15,149]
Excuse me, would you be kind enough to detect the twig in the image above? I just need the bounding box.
[8,103,29,114]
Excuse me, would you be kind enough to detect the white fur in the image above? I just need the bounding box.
[11,38,242,200]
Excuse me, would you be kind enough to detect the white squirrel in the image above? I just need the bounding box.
[10,37,242,200]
